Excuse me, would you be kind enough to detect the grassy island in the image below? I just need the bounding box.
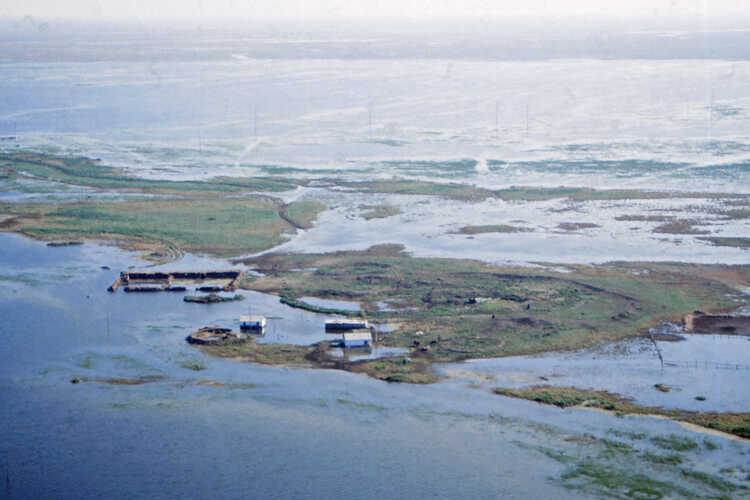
[494,386,750,440]
[196,244,746,387]
[0,152,324,262]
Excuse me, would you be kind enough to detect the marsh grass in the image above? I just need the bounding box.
[455,224,533,234]
[699,237,750,249]
[3,197,323,259]
[358,204,402,220]
[333,177,744,202]
[494,386,750,439]
[3,152,296,194]
[179,360,208,371]
[641,452,684,465]
[280,201,325,229]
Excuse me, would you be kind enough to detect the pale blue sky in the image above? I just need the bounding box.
[2,0,749,21]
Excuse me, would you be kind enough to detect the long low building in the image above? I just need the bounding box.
[325,319,369,331]
[341,331,372,348]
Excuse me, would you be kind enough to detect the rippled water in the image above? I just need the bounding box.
[439,335,750,413]
[299,296,362,311]
[3,233,748,499]
[3,22,750,498]
[3,29,750,194]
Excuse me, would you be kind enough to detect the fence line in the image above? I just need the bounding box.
[663,360,750,370]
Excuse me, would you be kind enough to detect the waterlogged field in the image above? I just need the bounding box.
[0,152,323,262]
[2,33,750,498]
[227,244,750,395]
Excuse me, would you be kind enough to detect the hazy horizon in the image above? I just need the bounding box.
[2,13,749,63]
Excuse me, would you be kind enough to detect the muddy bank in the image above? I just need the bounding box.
[685,312,750,334]
[186,327,246,345]
[183,294,244,304]
[196,337,439,384]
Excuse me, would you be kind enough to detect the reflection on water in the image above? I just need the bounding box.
[327,345,409,362]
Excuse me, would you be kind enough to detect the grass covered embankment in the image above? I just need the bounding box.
[494,386,750,440]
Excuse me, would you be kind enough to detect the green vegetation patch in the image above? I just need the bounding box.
[184,294,244,304]
[2,151,297,194]
[641,452,684,465]
[699,237,750,249]
[334,179,494,201]
[358,204,402,220]
[332,178,743,202]
[653,219,710,235]
[537,439,743,499]
[198,338,435,383]
[455,224,532,234]
[680,469,740,493]
[236,245,737,365]
[494,385,750,440]
[1,197,323,261]
[378,159,477,177]
[346,358,438,384]
[718,208,750,220]
[179,360,208,371]
[199,337,315,366]
[615,215,673,223]
[557,222,600,231]
[560,461,683,499]
[279,202,325,229]
[279,296,365,317]
[651,435,699,452]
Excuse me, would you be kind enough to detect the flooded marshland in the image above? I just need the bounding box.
[2,233,749,498]
[439,334,750,413]
[2,19,750,499]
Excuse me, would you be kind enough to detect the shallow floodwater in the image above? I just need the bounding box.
[438,335,750,412]
[299,296,362,312]
[258,188,750,265]
[328,345,409,362]
[3,233,749,499]
[4,22,750,498]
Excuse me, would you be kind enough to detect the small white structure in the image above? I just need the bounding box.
[325,319,369,331]
[341,331,372,348]
[240,315,266,330]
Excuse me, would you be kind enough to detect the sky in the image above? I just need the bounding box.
[1,0,749,22]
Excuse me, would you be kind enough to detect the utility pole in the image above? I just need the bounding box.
[368,102,373,138]
[525,103,529,136]
[495,100,499,140]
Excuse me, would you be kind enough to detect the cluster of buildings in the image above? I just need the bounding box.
[237,315,373,347]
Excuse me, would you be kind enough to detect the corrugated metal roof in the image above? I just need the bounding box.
[325,319,369,328]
